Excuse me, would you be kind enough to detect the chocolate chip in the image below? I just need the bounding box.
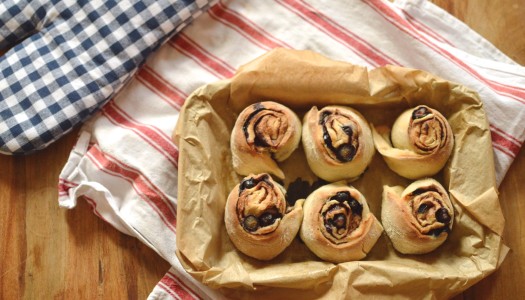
[259,212,277,227]
[240,178,256,191]
[418,203,430,214]
[243,215,259,232]
[348,199,363,216]
[324,223,333,233]
[412,106,431,119]
[435,208,451,224]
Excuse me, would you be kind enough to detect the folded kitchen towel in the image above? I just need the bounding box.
[57,0,525,299]
[0,0,214,154]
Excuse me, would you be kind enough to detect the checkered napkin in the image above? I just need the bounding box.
[0,0,214,154]
[57,0,525,299]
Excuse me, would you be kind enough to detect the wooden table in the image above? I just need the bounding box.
[1,1,524,299]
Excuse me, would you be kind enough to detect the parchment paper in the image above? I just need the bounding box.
[173,48,507,299]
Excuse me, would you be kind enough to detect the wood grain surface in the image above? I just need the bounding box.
[1,1,524,299]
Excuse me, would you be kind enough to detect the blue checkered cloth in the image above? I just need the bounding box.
[0,0,213,154]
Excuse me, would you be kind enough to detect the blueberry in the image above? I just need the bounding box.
[243,215,259,232]
[240,178,256,190]
[418,203,430,214]
[337,144,356,162]
[427,227,449,237]
[323,133,331,144]
[333,191,350,202]
[348,199,363,216]
[341,125,353,136]
[412,188,426,196]
[319,111,331,125]
[435,208,451,224]
[412,106,431,119]
[259,213,277,227]
[332,214,346,229]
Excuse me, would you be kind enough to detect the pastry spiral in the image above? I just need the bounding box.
[382,178,454,254]
[372,105,454,179]
[302,106,375,182]
[231,101,302,179]
[225,173,304,260]
[300,182,383,263]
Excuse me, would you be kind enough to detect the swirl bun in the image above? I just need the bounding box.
[302,106,375,182]
[300,182,382,263]
[225,173,304,260]
[373,105,454,179]
[231,101,302,179]
[382,178,454,254]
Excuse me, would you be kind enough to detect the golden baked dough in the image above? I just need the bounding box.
[302,106,375,182]
[300,182,382,263]
[230,101,302,179]
[224,173,304,260]
[372,105,454,179]
[382,178,454,254]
